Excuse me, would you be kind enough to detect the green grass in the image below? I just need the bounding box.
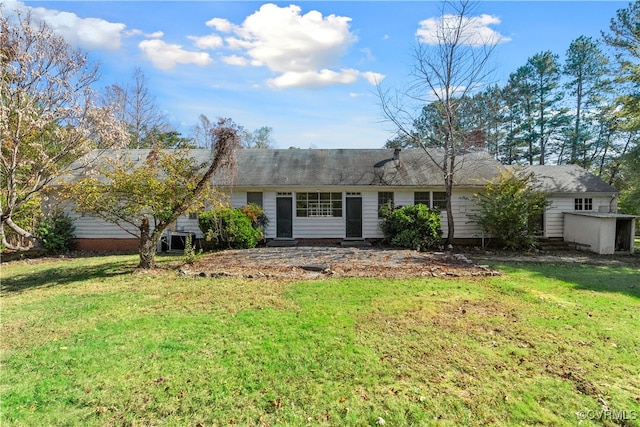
[1,255,639,426]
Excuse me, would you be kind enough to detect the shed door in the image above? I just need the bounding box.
[276,197,293,238]
[346,197,363,238]
[615,219,632,252]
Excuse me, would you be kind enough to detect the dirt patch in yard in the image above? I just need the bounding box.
[185,246,501,280]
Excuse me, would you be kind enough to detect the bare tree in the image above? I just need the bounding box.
[192,114,216,148]
[243,126,275,149]
[103,67,170,148]
[377,0,499,245]
[0,11,127,250]
[193,114,272,149]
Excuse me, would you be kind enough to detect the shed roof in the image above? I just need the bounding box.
[564,212,637,219]
[512,164,618,194]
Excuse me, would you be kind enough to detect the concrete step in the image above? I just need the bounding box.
[536,238,572,251]
[340,239,372,248]
[266,239,298,247]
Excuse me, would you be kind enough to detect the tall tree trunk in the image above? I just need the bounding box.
[445,175,455,246]
[138,216,156,269]
[444,150,455,246]
[607,133,632,185]
[572,84,583,164]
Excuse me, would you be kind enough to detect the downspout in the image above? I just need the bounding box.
[609,194,617,213]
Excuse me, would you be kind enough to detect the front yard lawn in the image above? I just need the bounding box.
[1,255,639,426]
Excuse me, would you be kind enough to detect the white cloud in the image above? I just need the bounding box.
[5,0,127,50]
[202,3,383,88]
[125,29,164,39]
[361,71,385,85]
[138,39,212,70]
[147,31,164,39]
[233,4,356,73]
[268,69,359,89]
[268,69,384,89]
[360,48,375,63]
[223,55,249,66]
[206,17,235,33]
[417,13,511,46]
[188,34,224,49]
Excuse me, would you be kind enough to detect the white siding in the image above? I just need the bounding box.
[545,194,613,238]
[71,187,620,243]
[384,189,485,239]
[263,192,277,239]
[61,199,203,240]
[72,215,138,239]
[394,191,414,207]
[175,216,203,238]
[445,189,484,239]
[230,187,485,240]
[293,217,345,238]
[362,191,384,238]
[233,188,372,239]
[59,201,139,239]
[229,190,277,239]
[230,192,247,208]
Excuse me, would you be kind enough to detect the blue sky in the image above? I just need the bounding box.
[7,1,628,148]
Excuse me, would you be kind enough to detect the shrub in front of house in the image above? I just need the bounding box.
[473,169,549,250]
[239,203,269,234]
[198,206,262,250]
[36,210,76,254]
[381,204,442,251]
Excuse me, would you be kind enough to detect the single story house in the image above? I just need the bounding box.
[57,148,635,254]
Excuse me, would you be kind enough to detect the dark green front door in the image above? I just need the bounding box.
[346,197,363,238]
[276,197,293,238]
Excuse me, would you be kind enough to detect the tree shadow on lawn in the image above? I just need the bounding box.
[497,261,640,299]
[1,258,135,293]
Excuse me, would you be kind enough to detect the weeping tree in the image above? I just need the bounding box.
[66,118,241,269]
[0,10,127,250]
[378,0,503,245]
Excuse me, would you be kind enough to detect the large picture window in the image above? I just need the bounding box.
[296,192,342,217]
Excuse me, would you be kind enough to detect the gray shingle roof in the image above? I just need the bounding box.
[60,149,617,194]
[514,165,618,193]
[224,148,501,187]
[61,148,503,188]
